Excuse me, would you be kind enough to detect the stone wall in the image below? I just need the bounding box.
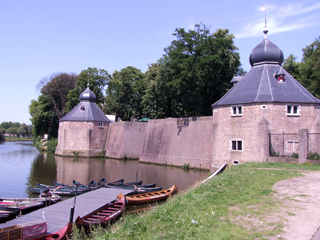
[105,122,147,159]
[55,121,109,157]
[139,117,213,170]
[212,103,320,167]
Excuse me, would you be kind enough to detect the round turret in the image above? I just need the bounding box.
[249,30,284,67]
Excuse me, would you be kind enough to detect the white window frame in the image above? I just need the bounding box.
[231,105,243,117]
[286,141,299,153]
[231,140,243,151]
[98,122,104,128]
[286,105,300,116]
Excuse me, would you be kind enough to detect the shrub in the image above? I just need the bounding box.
[46,138,58,152]
[308,152,320,160]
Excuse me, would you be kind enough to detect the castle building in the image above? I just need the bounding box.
[55,30,320,170]
[55,84,111,157]
[211,30,320,167]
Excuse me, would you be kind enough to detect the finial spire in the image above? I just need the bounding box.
[260,6,271,38]
[87,73,90,88]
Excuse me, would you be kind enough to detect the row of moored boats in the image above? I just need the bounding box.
[1,178,178,240]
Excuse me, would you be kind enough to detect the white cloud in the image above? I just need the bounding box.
[235,2,320,39]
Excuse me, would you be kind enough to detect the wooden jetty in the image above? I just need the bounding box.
[0,188,132,233]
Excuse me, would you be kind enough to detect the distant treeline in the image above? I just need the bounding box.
[0,121,33,140]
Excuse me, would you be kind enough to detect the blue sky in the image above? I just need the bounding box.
[1,0,319,125]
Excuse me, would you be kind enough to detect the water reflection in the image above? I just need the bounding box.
[0,141,208,198]
[54,156,208,190]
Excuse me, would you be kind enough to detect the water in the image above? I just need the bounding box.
[0,141,208,198]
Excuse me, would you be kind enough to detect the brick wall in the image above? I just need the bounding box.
[55,121,109,157]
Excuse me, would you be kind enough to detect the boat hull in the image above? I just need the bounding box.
[75,194,126,230]
[126,185,178,205]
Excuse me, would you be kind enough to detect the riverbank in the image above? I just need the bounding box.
[4,136,33,141]
[74,162,320,240]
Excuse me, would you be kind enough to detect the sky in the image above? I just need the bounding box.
[1,0,319,125]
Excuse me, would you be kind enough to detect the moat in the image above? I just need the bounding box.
[0,141,208,198]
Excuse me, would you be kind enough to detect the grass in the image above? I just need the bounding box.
[4,136,33,141]
[72,162,320,240]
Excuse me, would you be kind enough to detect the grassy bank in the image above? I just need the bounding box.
[74,162,320,240]
[4,136,33,141]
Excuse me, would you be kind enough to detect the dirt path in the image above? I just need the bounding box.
[272,171,320,240]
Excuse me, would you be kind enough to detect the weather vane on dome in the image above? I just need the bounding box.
[260,6,271,37]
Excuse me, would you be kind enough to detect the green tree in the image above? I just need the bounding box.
[0,122,10,129]
[29,95,59,138]
[6,127,18,135]
[18,123,30,137]
[283,54,301,80]
[65,67,110,113]
[164,23,241,116]
[141,59,181,119]
[1,122,20,129]
[105,66,145,121]
[37,73,78,119]
[299,36,320,98]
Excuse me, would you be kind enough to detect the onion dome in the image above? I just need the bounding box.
[79,83,96,102]
[249,29,284,67]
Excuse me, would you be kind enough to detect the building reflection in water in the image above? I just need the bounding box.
[54,156,207,191]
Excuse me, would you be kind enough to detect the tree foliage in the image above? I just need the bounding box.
[299,36,320,98]
[65,67,110,113]
[37,73,78,119]
[105,66,145,121]
[18,123,31,137]
[0,122,20,129]
[141,59,180,118]
[283,36,320,98]
[29,95,59,138]
[30,72,77,138]
[163,23,241,116]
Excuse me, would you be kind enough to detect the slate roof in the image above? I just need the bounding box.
[60,86,111,122]
[212,31,320,107]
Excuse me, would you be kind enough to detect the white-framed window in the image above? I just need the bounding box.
[287,105,300,116]
[231,140,243,151]
[98,122,104,127]
[231,106,243,116]
[286,141,299,153]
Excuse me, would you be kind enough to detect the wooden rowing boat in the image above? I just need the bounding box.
[32,222,73,240]
[0,206,20,223]
[75,193,126,230]
[125,185,178,205]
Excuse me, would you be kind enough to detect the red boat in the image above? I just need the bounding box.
[75,193,126,230]
[32,222,73,240]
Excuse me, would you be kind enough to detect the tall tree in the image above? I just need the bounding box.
[29,95,59,138]
[105,66,145,121]
[164,23,241,116]
[141,59,181,119]
[37,73,78,119]
[299,36,320,98]
[65,67,110,113]
[18,123,30,137]
[283,54,301,80]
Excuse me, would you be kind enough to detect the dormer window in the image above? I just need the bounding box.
[287,105,300,116]
[277,74,285,82]
[275,68,286,82]
[80,105,85,111]
[231,106,243,116]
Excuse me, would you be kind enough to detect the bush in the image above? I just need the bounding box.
[46,138,58,152]
[308,152,320,161]
[291,152,299,159]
